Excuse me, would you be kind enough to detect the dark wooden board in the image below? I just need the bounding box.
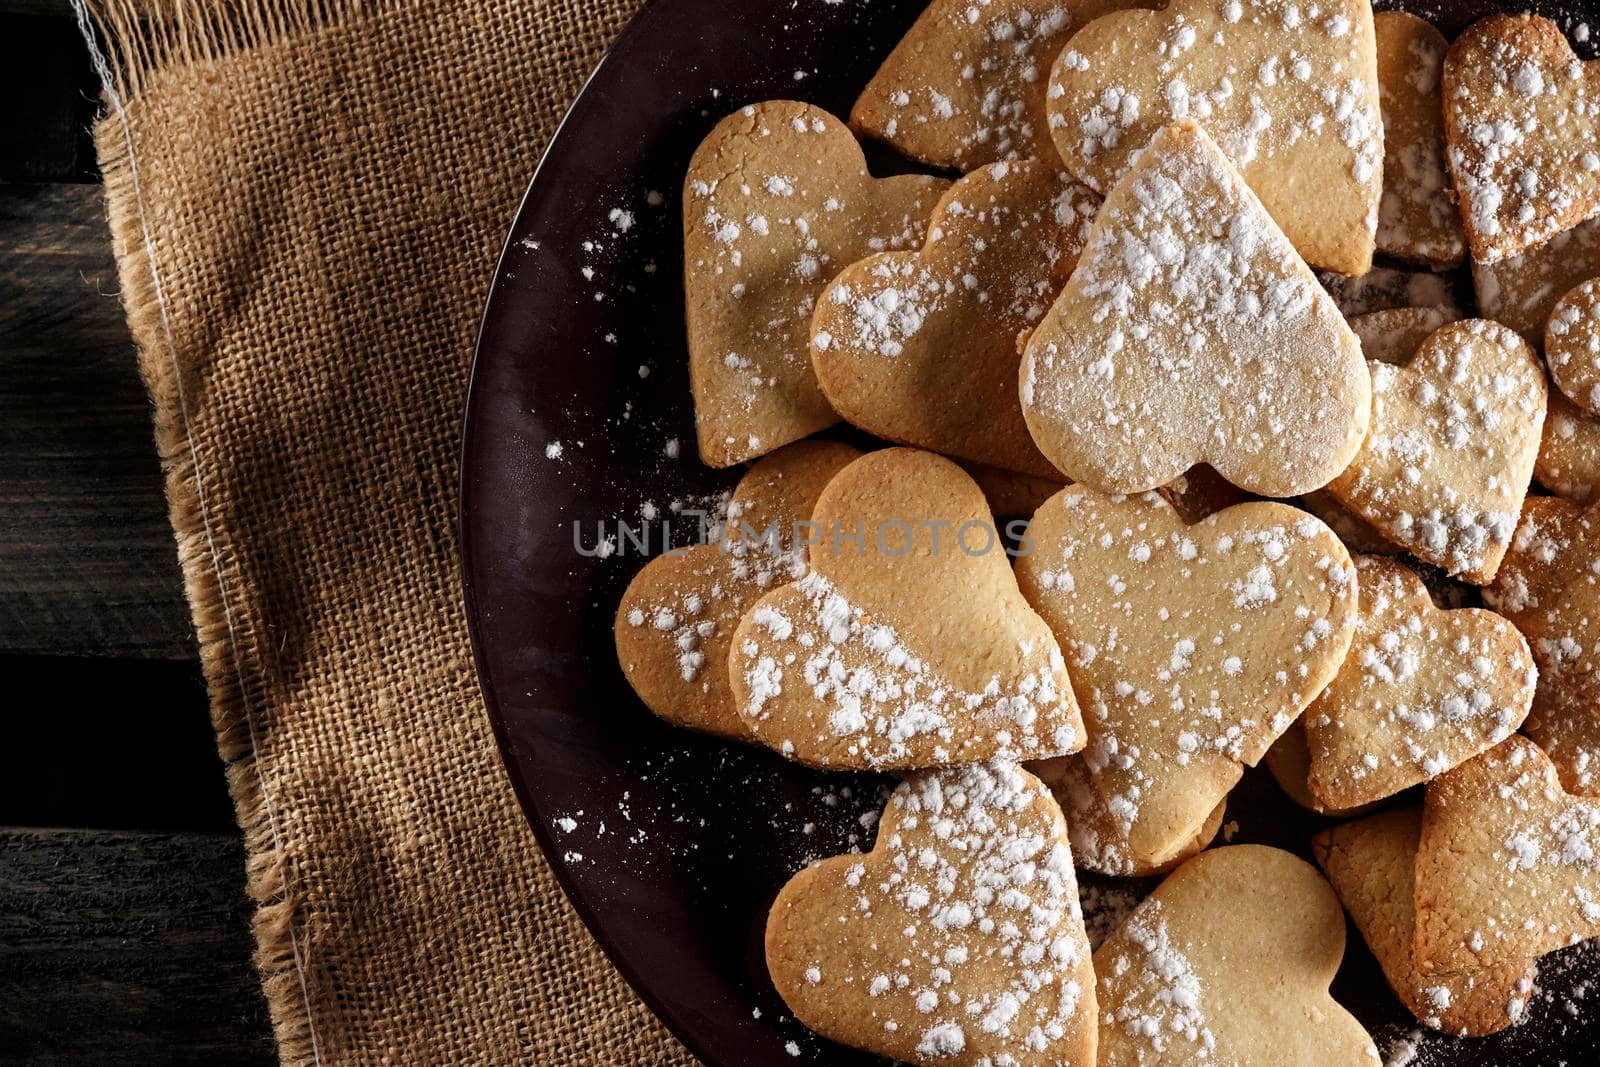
[0,654,236,833]
[0,14,275,1066]
[0,181,195,658]
[0,828,274,1065]
[0,6,99,181]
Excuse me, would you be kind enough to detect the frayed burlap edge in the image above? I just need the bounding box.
[73,3,385,1061]
[79,0,398,100]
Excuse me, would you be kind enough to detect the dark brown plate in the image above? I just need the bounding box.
[461,1,1600,1061]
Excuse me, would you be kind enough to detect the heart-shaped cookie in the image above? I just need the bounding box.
[1473,215,1600,342]
[1015,486,1358,862]
[1045,0,1382,274]
[1030,753,1223,876]
[684,101,948,467]
[1547,278,1600,414]
[1415,735,1600,974]
[1538,390,1600,505]
[850,0,1144,170]
[1373,12,1466,268]
[1303,555,1536,811]
[1484,495,1600,629]
[1349,304,1465,366]
[766,762,1097,1065]
[1524,572,1600,797]
[1326,319,1547,583]
[1095,845,1378,1064]
[811,161,1099,477]
[1444,15,1600,264]
[1314,807,1537,1036]
[615,441,861,738]
[730,448,1083,769]
[1019,121,1370,497]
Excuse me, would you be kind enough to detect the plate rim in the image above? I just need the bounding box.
[456,0,720,1060]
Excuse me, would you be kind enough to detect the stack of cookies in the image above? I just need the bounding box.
[614,1,1600,1061]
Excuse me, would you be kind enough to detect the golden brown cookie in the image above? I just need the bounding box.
[766,762,1097,1065]
[811,162,1097,477]
[684,101,948,467]
[1095,845,1379,1064]
[1538,389,1600,505]
[1483,495,1600,629]
[1547,278,1600,414]
[1373,12,1466,267]
[1415,735,1600,974]
[615,441,861,738]
[1443,15,1600,264]
[730,448,1083,768]
[1314,807,1537,1036]
[1348,304,1466,365]
[1303,556,1535,811]
[1326,319,1547,583]
[1020,121,1370,497]
[850,0,1146,170]
[1473,216,1600,342]
[1046,0,1381,274]
[1030,753,1223,876]
[1015,486,1358,864]
[1264,717,1375,817]
[1524,572,1600,797]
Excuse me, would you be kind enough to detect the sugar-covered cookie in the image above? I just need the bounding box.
[766,762,1097,1065]
[730,448,1082,768]
[1314,807,1536,1036]
[1046,0,1381,274]
[1373,12,1466,267]
[615,441,861,738]
[1547,278,1600,414]
[851,0,1144,170]
[1484,495,1600,629]
[1538,390,1600,505]
[1415,735,1600,974]
[1474,216,1600,342]
[1326,319,1547,583]
[812,161,1097,477]
[1303,556,1535,811]
[1444,15,1600,264]
[1095,845,1379,1064]
[684,102,948,466]
[1020,121,1369,496]
[1030,753,1222,876]
[1015,486,1358,864]
[1524,572,1600,797]
[1348,304,1465,365]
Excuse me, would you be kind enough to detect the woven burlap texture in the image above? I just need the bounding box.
[84,0,693,1061]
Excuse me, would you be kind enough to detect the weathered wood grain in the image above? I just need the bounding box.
[0,828,273,1064]
[0,182,194,657]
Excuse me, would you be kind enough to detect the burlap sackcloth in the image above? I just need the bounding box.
[78,1,693,1061]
